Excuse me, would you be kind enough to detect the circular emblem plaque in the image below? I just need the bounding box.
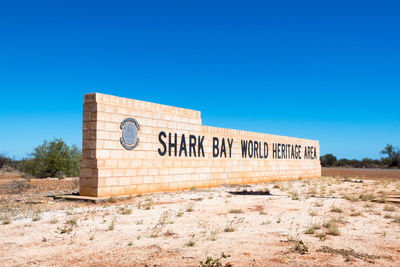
[120,118,140,150]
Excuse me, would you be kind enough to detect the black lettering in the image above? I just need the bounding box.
[179,134,187,157]
[213,137,219,157]
[220,138,226,157]
[189,135,197,157]
[241,140,248,158]
[227,138,234,158]
[273,143,277,159]
[248,141,253,158]
[168,133,177,156]
[278,143,281,159]
[264,142,269,158]
[254,141,259,158]
[198,136,205,157]
[158,131,167,156]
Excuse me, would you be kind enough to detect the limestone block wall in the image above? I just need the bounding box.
[80,93,321,197]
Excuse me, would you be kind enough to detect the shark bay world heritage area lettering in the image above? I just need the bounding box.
[157,131,318,160]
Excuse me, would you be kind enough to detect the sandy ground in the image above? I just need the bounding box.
[1,170,400,266]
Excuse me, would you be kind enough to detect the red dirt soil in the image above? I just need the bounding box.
[322,167,400,179]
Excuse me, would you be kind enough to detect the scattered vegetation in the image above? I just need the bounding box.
[316,232,326,241]
[1,215,11,225]
[58,218,78,234]
[309,209,318,216]
[59,225,74,234]
[224,226,235,232]
[291,240,308,254]
[290,191,300,200]
[383,214,393,219]
[383,205,396,212]
[148,211,171,238]
[330,205,343,213]
[209,230,218,241]
[32,210,41,221]
[108,196,117,203]
[144,198,154,210]
[323,218,341,236]
[7,180,31,194]
[66,217,78,226]
[261,220,271,225]
[363,203,373,208]
[344,195,359,202]
[359,193,375,201]
[186,240,196,247]
[108,217,117,231]
[229,209,242,214]
[199,252,230,267]
[119,207,132,215]
[186,203,194,212]
[350,211,362,217]
[314,200,324,207]
[304,223,321,234]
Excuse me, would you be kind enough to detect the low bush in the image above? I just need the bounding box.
[20,138,81,178]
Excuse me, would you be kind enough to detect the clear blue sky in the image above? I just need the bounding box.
[0,0,399,160]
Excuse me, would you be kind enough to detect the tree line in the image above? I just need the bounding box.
[0,138,81,178]
[321,144,400,168]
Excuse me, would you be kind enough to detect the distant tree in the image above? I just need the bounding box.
[360,158,374,168]
[320,154,337,167]
[349,159,362,168]
[335,158,348,167]
[321,146,399,169]
[381,144,400,168]
[0,153,11,169]
[21,138,81,178]
[372,159,384,168]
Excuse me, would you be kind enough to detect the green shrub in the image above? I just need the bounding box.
[20,138,81,178]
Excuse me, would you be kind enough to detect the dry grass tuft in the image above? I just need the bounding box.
[119,207,132,215]
[229,209,242,214]
[224,226,235,232]
[330,205,343,213]
[359,193,375,202]
[383,205,396,212]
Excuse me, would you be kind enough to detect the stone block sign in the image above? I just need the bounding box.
[80,93,321,197]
